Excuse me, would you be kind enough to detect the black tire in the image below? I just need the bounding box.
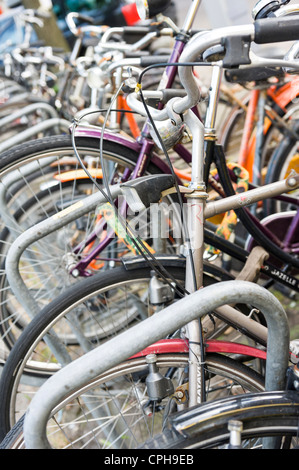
[140,390,299,449]
[0,258,252,441]
[264,119,299,215]
[0,133,154,173]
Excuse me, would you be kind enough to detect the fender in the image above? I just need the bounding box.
[129,338,267,360]
[73,126,173,175]
[269,75,299,109]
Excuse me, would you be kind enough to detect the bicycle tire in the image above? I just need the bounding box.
[140,390,299,449]
[0,258,258,441]
[0,352,264,449]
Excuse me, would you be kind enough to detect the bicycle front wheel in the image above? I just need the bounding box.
[0,352,265,449]
[0,259,263,442]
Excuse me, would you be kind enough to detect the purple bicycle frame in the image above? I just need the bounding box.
[70,23,299,277]
[70,37,195,276]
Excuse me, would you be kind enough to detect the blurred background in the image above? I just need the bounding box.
[0,0,273,52]
[0,0,297,52]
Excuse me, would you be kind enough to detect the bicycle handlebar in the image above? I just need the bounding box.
[65,12,96,37]
[99,26,173,53]
[127,15,299,121]
[139,55,171,67]
[254,16,299,43]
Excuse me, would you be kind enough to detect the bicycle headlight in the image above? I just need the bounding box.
[135,0,172,20]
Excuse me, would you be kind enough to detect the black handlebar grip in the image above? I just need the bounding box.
[122,26,153,34]
[123,27,153,43]
[140,55,170,67]
[254,16,299,44]
[75,13,95,25]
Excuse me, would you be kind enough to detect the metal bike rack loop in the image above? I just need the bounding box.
[23,279,289,448]
[5,184,122,319]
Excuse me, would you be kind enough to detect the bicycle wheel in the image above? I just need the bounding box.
[0,134,179,356]
[0,258,259,441]
[140,390,299,449]
[0,352,264,449]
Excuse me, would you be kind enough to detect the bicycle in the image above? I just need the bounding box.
[0,0,296,297]
[4,3,299,332]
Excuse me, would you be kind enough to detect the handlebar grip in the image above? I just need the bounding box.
[140,55,170,67]
[122,26,161,43]
[74,13,95,25]
[254,16,299,44]
[122,26,153,34]
[161,89,187,103]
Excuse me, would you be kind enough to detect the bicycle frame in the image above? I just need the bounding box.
[247,78,299,182]
[69,64,299,292]
[220,76,299,181]
[63,0,200,275]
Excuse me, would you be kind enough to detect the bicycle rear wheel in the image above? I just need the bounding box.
[264,119,299,214]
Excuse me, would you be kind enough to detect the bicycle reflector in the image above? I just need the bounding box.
[135,0,172,20]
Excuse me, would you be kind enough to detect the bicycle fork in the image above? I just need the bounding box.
[182,66,221,405]
[181,110,208,406]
